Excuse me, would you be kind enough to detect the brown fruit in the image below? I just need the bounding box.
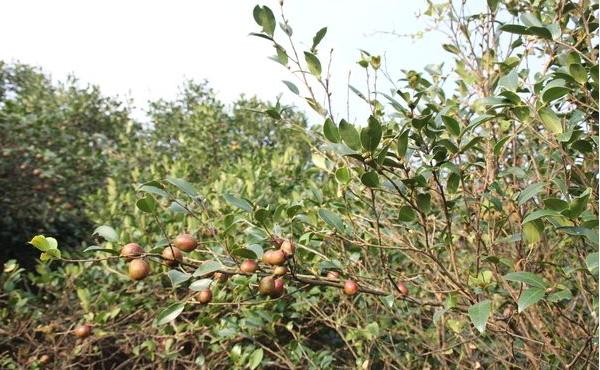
[240,259,258,273]
[343,280,359,295]
[74,324,92,338]
[39,354,51,365]
[128,259,150,280]
[173,233,198,252]
[263,249,286,266]
[213,272,228,282]
[271,278,285,298]
[280,239,295,257]
[120,243,144,261]
[396,282,409,296]
[162,247,183,266]
[273,266,287,276]
[259,276,276,295]
[196,289,212,304]
[326,271,340,280]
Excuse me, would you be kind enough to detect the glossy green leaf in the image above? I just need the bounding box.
[224,194,253,212]
[361,171,379,187]
[538,108,563,134]
[518,287,545,312]
[338,119,361,150]
[156,303,185,326]
[168,270,191,286]
[193,261,222,277]
[360,116,382,152]
[92,225,119,242]
[136,196,157,213]
[318,208,345,233]
[304,51,322,77]
[504,272,548,289]
[323,118,340,143]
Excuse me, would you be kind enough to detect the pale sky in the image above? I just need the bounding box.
[0,0,449,123]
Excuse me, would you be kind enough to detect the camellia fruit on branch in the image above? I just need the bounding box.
[128,259,150,280]
[162,247,183,267]
[173,233,198,252]
[120,242,144,261]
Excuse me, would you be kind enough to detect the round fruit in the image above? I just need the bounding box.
[273,266,287,276]
[280,239,295,257]
[162,247,183,267]
[396,282,409,296]
[259,276,276,295]
[173,233,198,252]
[128,259,150,280]
[120,243,144,261]
[343,280,359,295]
[74,324,92,338]
[326,270,340,280]
[196,289,212,304]
[240,259,258,273]
[271,278,285,298]
[263,249,286,266]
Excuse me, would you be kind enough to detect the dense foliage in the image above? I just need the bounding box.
[1,0,598,369]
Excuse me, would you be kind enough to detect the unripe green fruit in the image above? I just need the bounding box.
[128,259,150,280]
[74,324,92,338]
[120,243,144,261]
[162,247,183,266]
[259,276,276,295]
[240,259,258,273]
[263,249,286,266]
[173,233,198,252]
[196,289,212,304]
[343,280,359,295]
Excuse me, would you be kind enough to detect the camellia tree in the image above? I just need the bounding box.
[3,0,598,369]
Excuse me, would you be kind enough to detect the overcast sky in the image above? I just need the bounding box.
[0,0,449,123]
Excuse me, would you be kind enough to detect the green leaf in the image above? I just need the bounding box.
[274,46,288,66]
[338,120,361,150]
[193,261,222,277]
[248,348,264,370]
[231,248,258,259]
[304,51,322,77]
[166,177,198,198]
[311,27,327,52]
[156,303,185,326]
[522,209,561,224]
[493,136,511,156]
[138,185,170,198]
[224,194,253,212]
[93,225,119,242]
[522,220,543,244]
[136,196,157,213]
[517,287,545,313]
[29,235,51,252]
[282,80,299,95]
[468,300,491,334]
[498,68,519,91]
[416,193,431,214]
[318,208,345,233]
[504,272,548,289]
[360,116,382,152]
[520,12,542,27]
[397,130,409,158]
[547,289,572,302]
[189,278,213,291]
[441,115,460,136]
[517,182,545,206]
[168,270,191,287]
[360,171,379,187]
[253,5,276,36]
[398,206,416,222]
[542,86,570,103]
[569,64,587,84]
[323,118,340,143]
[442,44,460,54]
[586,252,599,274]
[538,108,563,134]
[335,167,351,185]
